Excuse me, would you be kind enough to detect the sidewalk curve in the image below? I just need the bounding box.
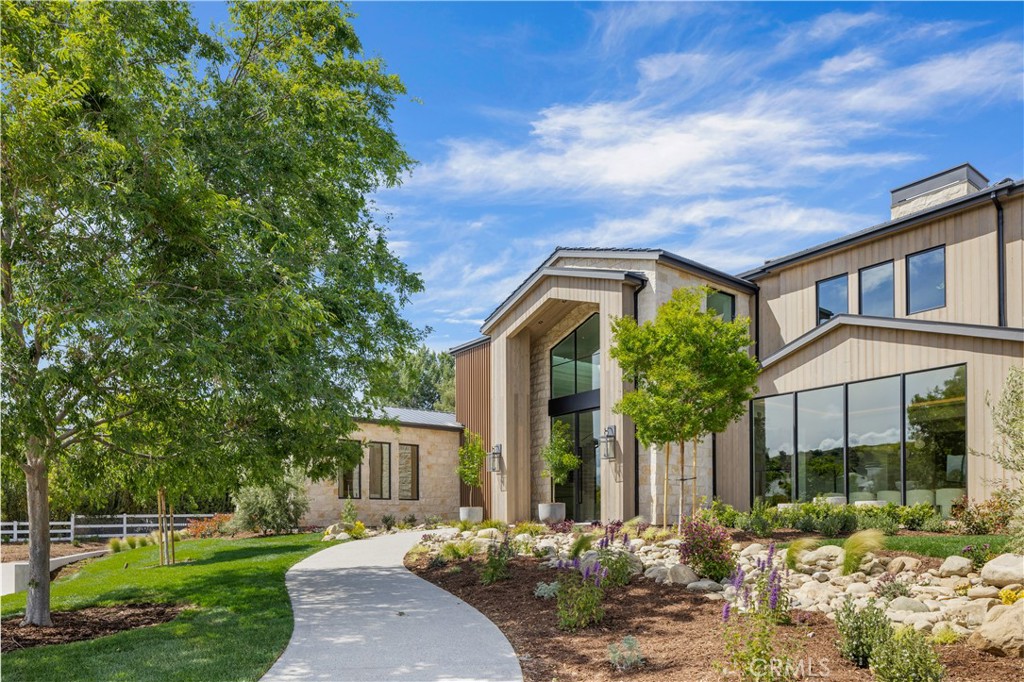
[262,531,523,682]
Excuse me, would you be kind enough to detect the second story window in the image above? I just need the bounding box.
[907,245,945,314]
[859,261,894,317]
[551,314,600,399]
[816,274,848,325]
[706,290,736,322]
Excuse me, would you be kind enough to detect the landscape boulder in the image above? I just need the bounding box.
[980,554,1024,587]
[967,599,1024,657]
[476,528,501,540]
[938,555,973,578]
[686,579,724,593]
[889,596,929,613]
[667,564,699,585]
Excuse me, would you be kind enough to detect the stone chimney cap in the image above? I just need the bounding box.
[891,163,989,208]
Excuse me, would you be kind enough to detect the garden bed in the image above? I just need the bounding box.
[1,542,109,563]
[1,603,186,652]
[406,553,1022,681]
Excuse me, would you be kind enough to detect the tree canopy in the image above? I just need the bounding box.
[388,345,456,413]
[1,0,420,624]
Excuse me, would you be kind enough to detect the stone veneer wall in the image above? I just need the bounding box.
[638,438,714,526]
[303,421,461,527]
[529,304,600,514]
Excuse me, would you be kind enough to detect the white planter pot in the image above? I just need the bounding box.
[459,507,483,524]
[538,502,566,524]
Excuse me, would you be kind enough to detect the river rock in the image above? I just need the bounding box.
[645,565,669,583]
[939,555,973,578]
[981,554,1024,587]
[476,528,501,539]
[740,543,765,557]
[846,582,872,596]
[967,599,1024,657]
[889,596,929,613]
[947,597,999,627]
[967,585,1000,599]
[686,579,724,593]
[668,563,699,585]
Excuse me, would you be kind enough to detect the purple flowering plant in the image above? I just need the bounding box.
[678,516,736,582]
[722,543,791,625]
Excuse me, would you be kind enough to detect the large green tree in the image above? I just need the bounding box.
[2,1,421,624]
[610,287,760,526]
[388,345,456,412]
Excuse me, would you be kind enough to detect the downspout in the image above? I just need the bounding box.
[632,276,647,519]
[990,191,1007,327]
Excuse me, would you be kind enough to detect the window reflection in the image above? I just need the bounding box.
[816,275,848,325]
[707,290,736,322]
[848,377,902,506]
[907,246,945,313]
[753,394,794,505]
[860,262,894,317]
[797,386,844,501]
[905,366,966,517]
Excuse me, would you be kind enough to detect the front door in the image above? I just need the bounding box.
[552,409,601,521]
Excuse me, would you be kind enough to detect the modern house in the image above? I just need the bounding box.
[304,407,463,526]
[452,163,1024,523]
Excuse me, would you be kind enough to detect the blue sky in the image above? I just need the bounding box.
[191,2,1024,351]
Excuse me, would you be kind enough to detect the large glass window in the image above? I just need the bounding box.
[754,365,968,514]
[905,366,966,516]
[550,314,600,398]
[859,261,894,317]
[398,444,419,500]
[796,386,844,501]
[816,274,848,325]
[367,442,391,499]
[707,290,736,322]
[753,394,794,505]
[338,440,361,499]
[907,246,945,313]
[848,377,902,506]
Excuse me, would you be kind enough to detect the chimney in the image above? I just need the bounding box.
[890,163,988,220]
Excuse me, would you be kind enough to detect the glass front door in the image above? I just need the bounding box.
[552,410,601,521]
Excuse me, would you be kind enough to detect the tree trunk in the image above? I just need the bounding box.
[662,443,670,528]
[677,439,685,533]
[169,502,175,565]
[22,438,52,627]
[692,437,699,517]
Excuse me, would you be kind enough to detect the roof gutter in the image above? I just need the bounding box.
[991,189,1007,327]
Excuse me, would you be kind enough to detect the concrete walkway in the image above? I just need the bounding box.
[262,531,523,682]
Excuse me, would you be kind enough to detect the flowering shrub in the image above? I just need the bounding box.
[721,553,794,682]
[999,587,1024,605]
[479,533,514,585]
[870,625,944,682]
[546,519,575,534]
[952,490,1015,534]
[348,520,367,539]
[875,573,912,600]
[186,513,233,538]
[678,516,736,581]
[961,543,992,570]
[555,558,607,630]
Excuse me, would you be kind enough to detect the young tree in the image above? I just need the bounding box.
[2,2,420,624]
[611,287,760,527]
[389,345,456,412]
[457,429,488,508]
[540,419,581,500]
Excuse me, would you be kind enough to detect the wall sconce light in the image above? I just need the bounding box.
[488,444,502,473]
[600,425,616,460]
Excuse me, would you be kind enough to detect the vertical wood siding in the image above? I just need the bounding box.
[454,341,492,515]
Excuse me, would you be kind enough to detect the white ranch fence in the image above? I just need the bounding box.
[1,513,219,542]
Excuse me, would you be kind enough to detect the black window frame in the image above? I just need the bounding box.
[815,273,849,326]
[367,441,391,500]
[707,289,736,322]
[905,245,946,315]
[549,313,600,399]
[337,440,362,499]
[398,443,420,501]
[858,259,895,318]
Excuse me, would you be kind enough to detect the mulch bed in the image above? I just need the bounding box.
[1,604,186,652]
[1,542,109,564]
[407,555,1022,681]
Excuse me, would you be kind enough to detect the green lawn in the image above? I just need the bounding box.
[1,534,336,682]
[815,534,1012,558]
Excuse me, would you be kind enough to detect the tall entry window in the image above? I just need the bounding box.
[753,364,966,516]
[551,411,601,522]
[551,314,600,399]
